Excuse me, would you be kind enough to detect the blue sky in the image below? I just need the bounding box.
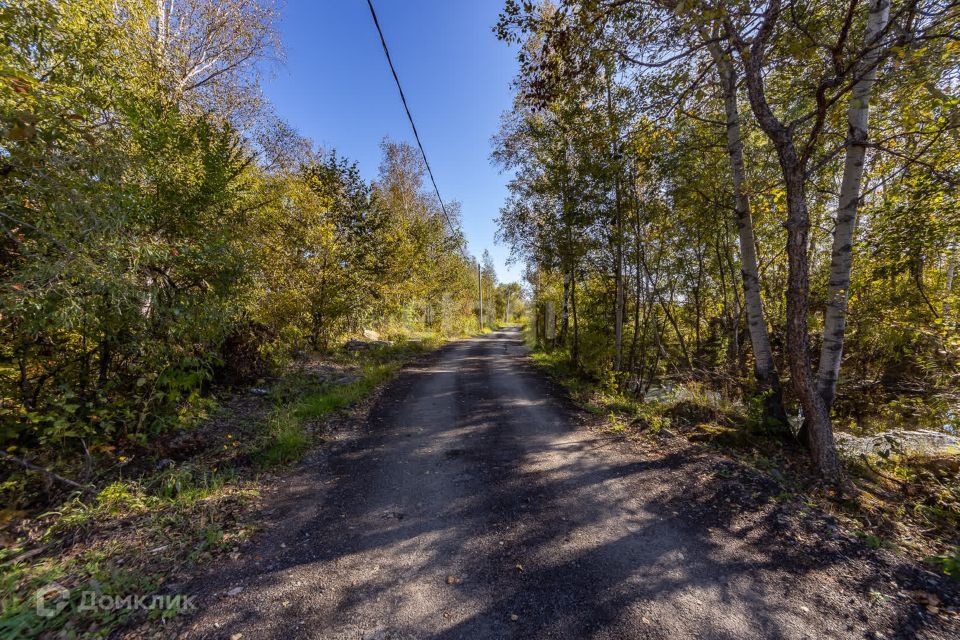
[263,0,522,282]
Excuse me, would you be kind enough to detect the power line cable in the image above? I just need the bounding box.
[365,0,458,239]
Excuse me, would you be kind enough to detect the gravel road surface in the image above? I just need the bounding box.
[175,328,957,639]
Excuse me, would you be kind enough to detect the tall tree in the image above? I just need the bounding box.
[816,0,891,410]
[700,19,787,426]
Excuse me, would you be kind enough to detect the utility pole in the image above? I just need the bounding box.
[477,262,483,331]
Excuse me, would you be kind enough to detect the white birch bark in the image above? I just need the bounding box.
[943,243,956,322]
[605,64,625,372]
[816,0,891,410]
[701,26,785,422]
[734,0,841,481]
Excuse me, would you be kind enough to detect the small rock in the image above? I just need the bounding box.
[227,586,244,597]
[510,614,519,621]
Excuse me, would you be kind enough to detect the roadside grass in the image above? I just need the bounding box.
[529,349,674,434]
[248,334,443,470]
[526,345,960,580]
[295,362,398,420]
[0,472,258,638]
[255,407,310,467]
[0,335,445,637]
[254,360,404,467]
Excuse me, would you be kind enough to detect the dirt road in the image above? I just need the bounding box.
[177,328,955,639]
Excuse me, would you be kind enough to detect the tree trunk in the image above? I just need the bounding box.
[18,356,32,409]
[707,31,787,426]
[816,0,891,411]
[735,3,841,481]
[560,270,571,345]
[628,166,644,379]
[614,228,625,372]
[628,250,643,378]
[605,63,625,373]
[571,267,580,366]
[647,308,664,388]
[781,162,840,480]
[692,235,705,357]
[97,338,111,389]
[944,243,957,323]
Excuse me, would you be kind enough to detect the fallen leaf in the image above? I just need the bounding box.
[446,575,456,584]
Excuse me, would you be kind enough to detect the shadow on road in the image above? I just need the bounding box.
[177,329,951,640]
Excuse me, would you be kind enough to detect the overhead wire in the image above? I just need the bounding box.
[365,0,459,240]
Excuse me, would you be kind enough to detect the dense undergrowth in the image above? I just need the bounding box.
[494,1,960,487]
[528,340,960,581]
[0,337,441,638]
[1,0,500,523]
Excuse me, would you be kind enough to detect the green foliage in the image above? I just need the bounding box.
[254,339,436,467]
[1,468,257,637]
[294,363,395,420]
[255,407,310,467]
[744,391,784,435]
[494,0,960,471]
[927,547,960,581]
[2,1,253,467]
[0,2,485,501]
[856,530,889,550]
[248,144,480,353]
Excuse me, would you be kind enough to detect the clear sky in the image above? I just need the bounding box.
[262,0,522,282]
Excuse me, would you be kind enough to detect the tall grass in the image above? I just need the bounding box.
[294,363,398,420]
[256,407,310,467]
